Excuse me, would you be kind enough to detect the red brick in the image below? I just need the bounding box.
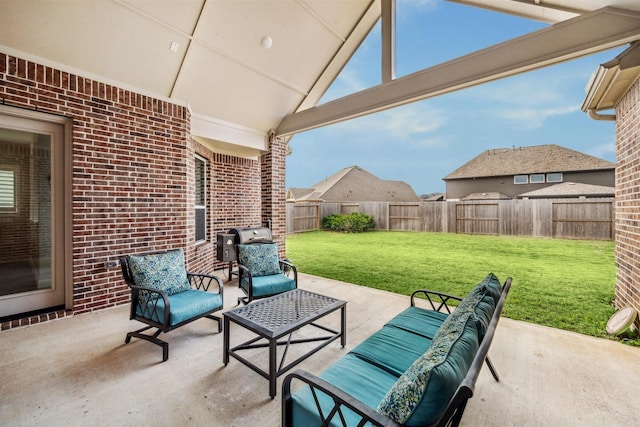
[0,52,284,330]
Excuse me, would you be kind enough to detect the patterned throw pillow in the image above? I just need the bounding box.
[238,243,282,277]
[377,289,481,426]
[127,249,191,295]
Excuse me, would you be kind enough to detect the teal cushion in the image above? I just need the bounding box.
[137,290,223,326]
[240,274,295,298]
[478,272,502,305]
[127,249,191,296]
[385,306,449,339]
[349,325,435,377]
[292,353,397,426]
[377,302,480,426]
[458,273,502,339]
[238,243,281,277]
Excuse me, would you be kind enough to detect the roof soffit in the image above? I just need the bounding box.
[582,41,640,112]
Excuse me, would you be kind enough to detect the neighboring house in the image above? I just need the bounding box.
[421,193,446,201]
[443,144,615,200]
[287,165,420,202]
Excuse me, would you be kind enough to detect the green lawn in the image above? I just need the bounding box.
[286,231,637,345]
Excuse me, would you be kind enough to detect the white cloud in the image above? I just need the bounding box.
[329,102,447,140]
[500,105,579,129]
[588,142,616,160]
[334,68,368,93]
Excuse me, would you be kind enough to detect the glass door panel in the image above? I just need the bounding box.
[0,111,65,318]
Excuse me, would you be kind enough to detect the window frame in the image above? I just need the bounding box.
[194,154,207,244]
[0,165,19,214]
[514,175,528,184]
[546,172,563,183]
[530,173,545,184]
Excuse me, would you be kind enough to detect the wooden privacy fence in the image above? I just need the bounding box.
[286,198,615,240]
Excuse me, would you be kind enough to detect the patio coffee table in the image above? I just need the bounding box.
[223,289,346,398]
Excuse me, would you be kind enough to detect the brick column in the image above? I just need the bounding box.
[614,76,640,329]
[261,133,287,256]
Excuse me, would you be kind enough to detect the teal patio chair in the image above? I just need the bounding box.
[236,242,297,304]
[120,248,223,361]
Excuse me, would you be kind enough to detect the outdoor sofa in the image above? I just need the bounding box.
[282,273,511,427]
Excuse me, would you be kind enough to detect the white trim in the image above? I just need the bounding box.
[194,154,207,244]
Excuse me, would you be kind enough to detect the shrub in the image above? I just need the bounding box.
[322,212,375,232]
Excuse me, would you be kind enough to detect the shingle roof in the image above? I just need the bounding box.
[290,165,420,202]
[443,144,615,180]
[287,188,314,200]
[461,192,510,200]
[517,182,615,198]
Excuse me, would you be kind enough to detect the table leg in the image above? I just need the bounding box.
[223,316,230,365]
[340,305,347,347]
[269,338,277,399]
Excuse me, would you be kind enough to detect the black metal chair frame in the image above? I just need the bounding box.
[237,256,298,305]
[120,251,224,361]
[282,278,512,427]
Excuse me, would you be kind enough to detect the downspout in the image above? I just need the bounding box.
[587,108,616,121]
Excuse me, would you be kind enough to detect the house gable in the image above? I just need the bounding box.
[290,165,420,202]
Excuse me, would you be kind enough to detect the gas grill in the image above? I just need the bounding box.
[217,227,273,281]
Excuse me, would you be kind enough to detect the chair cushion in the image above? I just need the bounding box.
[377,299,480,426]
[238,243,281,277]
[127,249,191,296]
[137,290,223,326]
[241,274,295,298]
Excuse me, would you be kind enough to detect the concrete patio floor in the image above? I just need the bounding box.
[1,273,639,427]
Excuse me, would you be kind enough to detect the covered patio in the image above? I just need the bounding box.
[2,1,640,425]
[2,273,639,426]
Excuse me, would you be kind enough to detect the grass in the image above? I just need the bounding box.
[286,231,639,345]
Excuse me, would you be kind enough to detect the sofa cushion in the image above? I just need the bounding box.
[349,325,435,377]
[127,249,191,296]
[238,243,281,277]
[377,303,480,426]
[384,306,449,339]
[459,273,502,339]
[292,353,398,426]
[240,274,296,298]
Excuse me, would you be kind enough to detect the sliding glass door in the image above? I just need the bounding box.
[0,108,69,318]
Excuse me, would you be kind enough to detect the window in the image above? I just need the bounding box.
[547,172,563,183]
[530,174,545,184]
[514,175,528,184]
[0,167,17,213]
[195,155,206,243]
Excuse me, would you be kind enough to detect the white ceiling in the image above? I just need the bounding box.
[0,0,378,154]
[1,0,640,154]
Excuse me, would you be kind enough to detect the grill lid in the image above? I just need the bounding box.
[229,227,273,244]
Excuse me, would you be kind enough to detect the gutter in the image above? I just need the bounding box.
[587,108,616,121]
[582,42,640,122]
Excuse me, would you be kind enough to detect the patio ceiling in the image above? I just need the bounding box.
[1,1,640,153]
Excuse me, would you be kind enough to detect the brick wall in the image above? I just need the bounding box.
[0,52,269,330]
[261,134,287,256]
[613,76,640,328]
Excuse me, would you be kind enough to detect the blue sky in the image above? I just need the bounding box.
[285,0,619,195]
